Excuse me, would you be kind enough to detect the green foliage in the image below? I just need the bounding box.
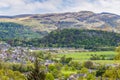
[47,64,62,78]
[46,73,54,80]
[60,55,72,64]
[0,22,47,46]
[11,63,33,72]
[63,65,69,71]
[31,51,53,61]
[90,54,108,60]
[51,69,60,78]
[0,69,26,80]
[80,67,89,74]
[69,61,82,70]
[63,73,70,80]
[58,51,116,64]
[38,29,120,50]
[86,73,96,80]
[96,67,106,77]
[103,67,120,79]
[1,26,119,49]
[54,63,63,70]
[78,77,87,80]
[33,51,45,60]
[0,62,33,73]
[0,22,42,40]
[27,58,46,80]
[114,46,120,60]
[83,61,93,69]
[48,64,56,72]
[90,54,101,60]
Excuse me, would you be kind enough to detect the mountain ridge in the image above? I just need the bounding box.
[0,11,120,33]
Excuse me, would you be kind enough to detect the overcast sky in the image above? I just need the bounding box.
[0,0,120,16]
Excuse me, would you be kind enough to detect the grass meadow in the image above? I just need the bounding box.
[57,51,120,64]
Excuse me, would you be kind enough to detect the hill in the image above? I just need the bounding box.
[35,29,120,51]
[0,23,119,50]
[0,11,120,49]
[0,22,47,40]
[0,11,120,33]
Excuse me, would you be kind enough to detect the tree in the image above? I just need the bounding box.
[114,46,120,60]
[60,55,66,64]
[0,69,26,80]
[69,61,82,70]
[102,66,120,80]
[60,55,72,64]
[87,73,96,80]
[84,61,93,69]
[27,58,46,80]
[46,73,54,80]
[96,67,106,77]
[80,67,89,74]
[48,64,56,72]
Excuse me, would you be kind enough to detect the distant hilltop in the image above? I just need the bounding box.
[0,11,120,33]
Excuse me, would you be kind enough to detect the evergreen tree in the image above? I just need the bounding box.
[27,58,46,80]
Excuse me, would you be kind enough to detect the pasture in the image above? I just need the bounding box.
[57,51,120,64]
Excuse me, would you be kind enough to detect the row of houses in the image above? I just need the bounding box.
[0,42,35,63]
[0,42,55,66]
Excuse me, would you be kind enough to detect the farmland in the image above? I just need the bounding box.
[57,51,120,64]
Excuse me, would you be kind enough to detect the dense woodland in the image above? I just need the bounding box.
[5,29,120,51]
[27,29,120,51]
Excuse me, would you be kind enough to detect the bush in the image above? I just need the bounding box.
[83,61,93,69]
[69,61,82,70]
[46,73,54,80]
[0,69,26,80]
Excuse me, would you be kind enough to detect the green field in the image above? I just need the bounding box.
[57,51,120,64]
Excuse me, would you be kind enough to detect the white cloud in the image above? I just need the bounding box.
[0,0,120,15]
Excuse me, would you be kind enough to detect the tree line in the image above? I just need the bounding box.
[27,29,120,51]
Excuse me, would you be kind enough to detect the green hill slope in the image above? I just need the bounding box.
[0,22,46,40]
[37,29,120,50]
[0,22,119,50]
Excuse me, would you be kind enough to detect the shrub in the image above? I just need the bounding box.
[83,61,93,69]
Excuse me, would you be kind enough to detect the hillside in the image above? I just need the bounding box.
[0,11,120,33]
[0,22,47,40]
[35,29,120,50]
[0,22,119,50]
[0,11,120,49]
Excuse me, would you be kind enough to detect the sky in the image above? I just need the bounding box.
[0,0,120,16]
